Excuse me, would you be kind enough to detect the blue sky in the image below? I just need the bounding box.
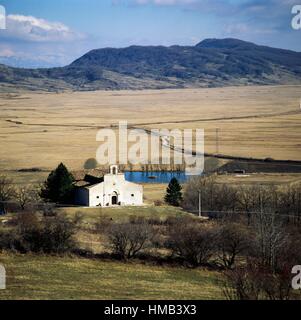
[0,0,300,67]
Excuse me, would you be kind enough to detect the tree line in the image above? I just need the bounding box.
[1,208,300,299]
[182,176,301,224]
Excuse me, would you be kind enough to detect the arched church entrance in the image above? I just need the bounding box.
[111,191,119,205]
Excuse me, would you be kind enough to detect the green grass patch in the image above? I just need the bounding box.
[60,205,195,226]
[0,253,224,300]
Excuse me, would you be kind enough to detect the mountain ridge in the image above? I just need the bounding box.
[1,38,301,92]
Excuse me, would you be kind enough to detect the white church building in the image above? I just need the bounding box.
[75,165,143,207]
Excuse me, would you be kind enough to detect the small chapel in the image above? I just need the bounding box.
[75,165,143,207]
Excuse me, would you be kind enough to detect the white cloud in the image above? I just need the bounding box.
[1,14,85,42]
[0,14,91,67]
[0,47,14,57]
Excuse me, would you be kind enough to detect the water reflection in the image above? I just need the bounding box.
[124,171,191,184]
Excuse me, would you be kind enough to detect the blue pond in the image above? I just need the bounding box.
[124,171,190,184]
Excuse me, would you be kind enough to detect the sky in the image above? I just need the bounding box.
[0,0,300,67]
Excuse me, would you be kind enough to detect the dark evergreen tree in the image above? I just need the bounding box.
[165,177,183,206]
[40,163,74,204]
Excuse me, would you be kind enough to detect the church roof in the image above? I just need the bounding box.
[72,169,106,181]
[73,171,104,188]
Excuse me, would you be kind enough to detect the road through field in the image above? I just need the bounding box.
[0,85,300,170]
[5,108,301,129]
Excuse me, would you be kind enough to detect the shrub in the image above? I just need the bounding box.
[73,211,84,227]
[166,222,216,266]
[41,203,57,217]
[223,260,293,300]
[107,222,154,260]
[164,216,179,226]
[95,214,113,233]
[0,228,22,252]
[0,176,15,214]
[164,215,196,227]
[40,215,77,253]
[147,216,162,226]
[129,215,146,225]
[154,199,164,207]
[3,212,78,254]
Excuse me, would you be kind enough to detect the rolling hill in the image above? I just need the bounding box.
[1,38,301,92]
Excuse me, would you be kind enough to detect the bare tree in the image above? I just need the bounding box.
[279,183,301,223]
[237,186,256,225]
[182,176,238,214]
[167,222,216,266]
[223,260,293,300]
[108,222,154,260]
[254,210,288,272]
[216,223,250,269]
[0,176,15,201]
[182,176,217,212]
[95,214,113,233]
[0,176,15,214]
[15,185,40,210]
[223,262,262,300]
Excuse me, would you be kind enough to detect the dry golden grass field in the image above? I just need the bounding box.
[0,85,300,176]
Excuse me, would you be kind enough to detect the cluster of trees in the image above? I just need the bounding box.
[223,259,294,300]
[0,163,75,214]
[223,211,301,299]
[0,211,80,254]
[94,211,301,299]
[0,176,40,213]
[1,204,300,299]
[183,176,301,224]
[96,212,300,267]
